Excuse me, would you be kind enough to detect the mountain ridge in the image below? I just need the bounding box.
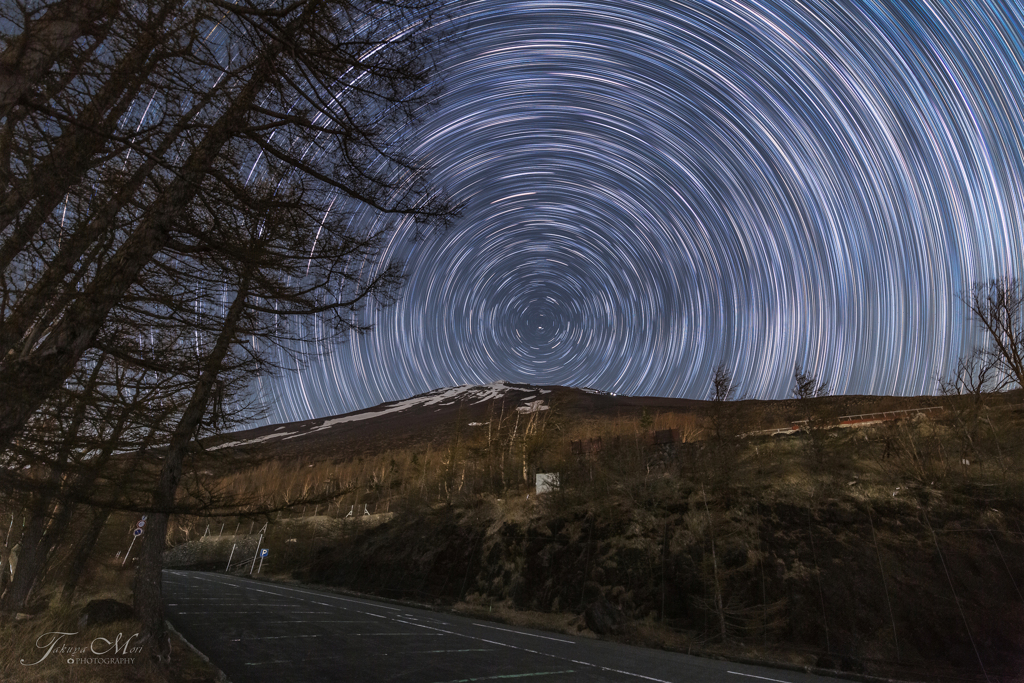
[205,380,958,469]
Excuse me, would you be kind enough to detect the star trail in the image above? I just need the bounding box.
[261,0,1024,423]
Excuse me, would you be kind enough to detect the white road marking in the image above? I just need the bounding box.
[393,618,676,683]
[428,670,575,682]
[346,632,445,636]
[568,659,676,683]
[727,671,793,683]
[254,619,374,625]
[230,635,321,640]
[172,610,335,615]
[389,649,496,654]
[172,572,402,621]
[471,623,576,644]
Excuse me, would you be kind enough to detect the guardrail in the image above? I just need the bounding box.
[746,405,943,437]
[836,406,942,423]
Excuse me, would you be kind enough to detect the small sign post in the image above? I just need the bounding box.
[122,527,143,566]
[258,548,268,574]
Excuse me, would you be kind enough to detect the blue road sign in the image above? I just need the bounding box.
[133,528,143,537]
[260,548,269,557]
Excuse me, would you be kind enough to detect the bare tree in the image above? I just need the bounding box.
[710,363,737,402]
[939,348,997,398]
[0,343,197,615]
[0,0,457,663]
[963,277,1024,390]
[792,364,828,400]
[0,0,454,453]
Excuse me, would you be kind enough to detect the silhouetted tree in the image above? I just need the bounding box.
[710,363,737,402]
[0,0,457,662]
[963,277,1024,390]
[792,364,828,400]
[0,0,454,455]
[0,0,122,119]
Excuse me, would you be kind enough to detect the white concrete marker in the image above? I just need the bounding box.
[250,533,264,575]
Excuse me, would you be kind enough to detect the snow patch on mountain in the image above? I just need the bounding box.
[212,381,544,449]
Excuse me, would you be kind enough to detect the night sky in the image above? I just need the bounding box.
[259,0,1024,424]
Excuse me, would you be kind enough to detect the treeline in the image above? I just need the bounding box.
[0,0,454,660]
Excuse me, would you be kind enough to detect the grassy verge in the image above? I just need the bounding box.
[0,565,224,683]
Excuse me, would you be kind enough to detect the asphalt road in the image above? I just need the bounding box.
[164,570,847,683]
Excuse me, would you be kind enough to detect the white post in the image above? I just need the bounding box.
[4,513,12,546]
[226,543,236,572]
[250,533,263,575]
[219,523,224,538]
[122,536,137,566]
[258,554,265,574]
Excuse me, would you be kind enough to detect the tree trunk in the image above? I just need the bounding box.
[0,499,52,615]
[702,485,727,642]
[134,277,251,663]
[133,509,170,657]
[59,507,110,605]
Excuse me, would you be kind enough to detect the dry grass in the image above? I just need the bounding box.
[0,565,222,683]
[156,394,1024,560]
[171,390,1024,539]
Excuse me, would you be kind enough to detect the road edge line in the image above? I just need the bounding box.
[166,618,231,683]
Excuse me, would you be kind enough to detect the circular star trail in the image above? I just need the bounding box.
[262,0,1024,423]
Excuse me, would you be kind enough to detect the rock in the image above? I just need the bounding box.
[584,597,624,635]
[79,599,134,627]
